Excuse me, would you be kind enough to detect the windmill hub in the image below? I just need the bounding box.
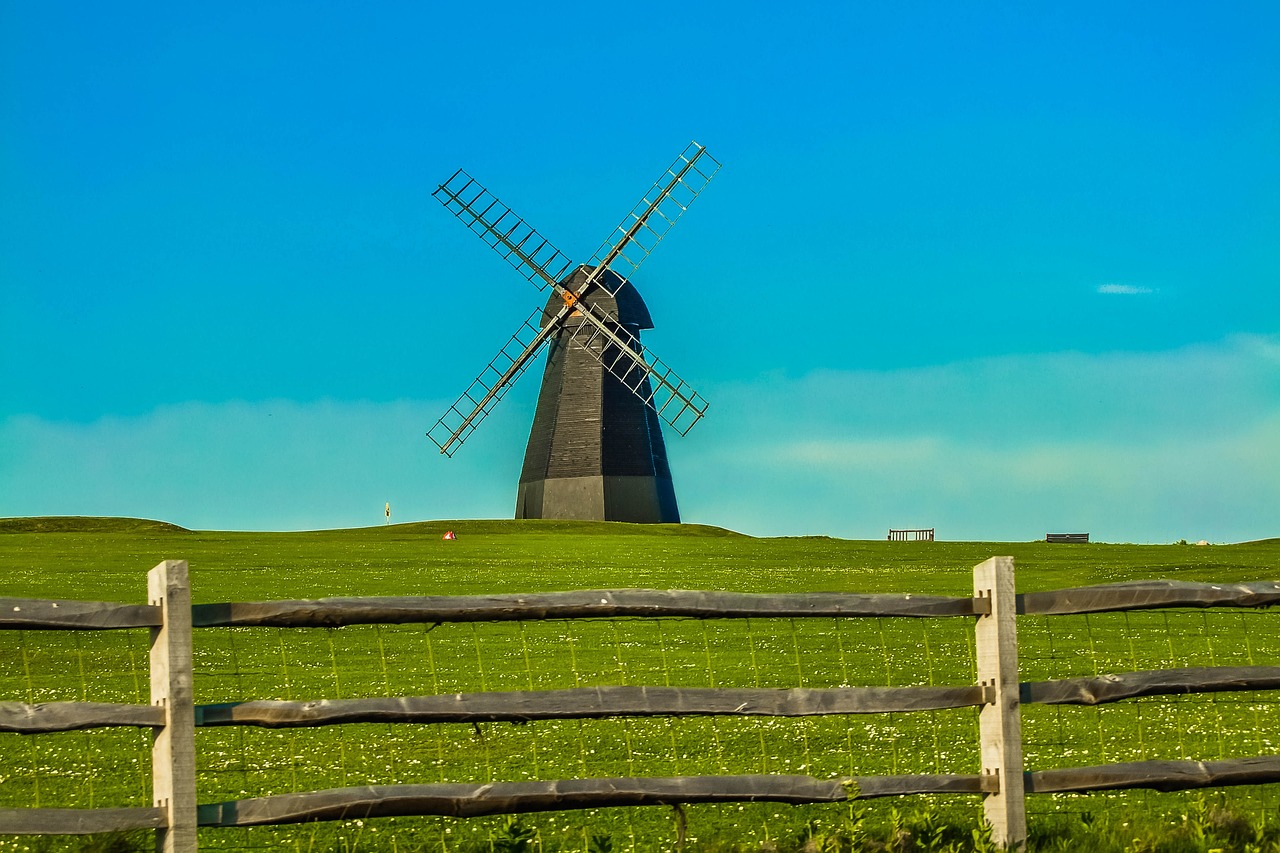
[540,267,651,330]
[427,143,720,523]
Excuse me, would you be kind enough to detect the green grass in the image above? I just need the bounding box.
[1,518,1278,851]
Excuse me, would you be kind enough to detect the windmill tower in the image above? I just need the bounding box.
[427,142,720,523]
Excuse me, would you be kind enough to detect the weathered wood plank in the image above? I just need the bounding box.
[0,701,164,733]
[0,807,167,834]
[854,774,995,798]
[196,683,991,728]
[1027,756,1280,794]
[1019,580,1280,616]
[197,776,850,824]
[196,774,990,826]
[192,589,986,627]
[0,598,161,630]
[1024,666,1280,706]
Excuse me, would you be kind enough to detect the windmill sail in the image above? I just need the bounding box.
[433,171,574,291]
[426,288,705,455]
[427,142,718,461]
[565,302,707,436]
[426,307,553,456]
[587,142,721,294]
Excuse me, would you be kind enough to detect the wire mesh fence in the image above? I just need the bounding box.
[1,629,154,815]
[189,615,981,849]
[3,610,986,850]
[1018,607,1280,832]
[3,568,1280,851]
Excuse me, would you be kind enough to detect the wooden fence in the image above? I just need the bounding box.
[3,559,1280,851]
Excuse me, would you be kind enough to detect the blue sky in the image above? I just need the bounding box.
[2,2,1277,542]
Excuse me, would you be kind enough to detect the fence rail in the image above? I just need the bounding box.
[0,806,168,835]
[0,700,165,732]
[0,598,161,629]
[189,588,986,625]
[12,579,1279,629]
[1018,579,1280,614]
[2,559,1279,851]
[195,775,999,828]
[191,683,993,727]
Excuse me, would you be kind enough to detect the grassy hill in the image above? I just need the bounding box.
[0,515,191,534]
[0,516,1274,604]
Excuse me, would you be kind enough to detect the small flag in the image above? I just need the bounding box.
[442,530,457,541]
[385,502,390,518]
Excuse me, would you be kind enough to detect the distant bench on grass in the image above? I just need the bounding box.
[1046,533,1090,544]
[888,528,934,542]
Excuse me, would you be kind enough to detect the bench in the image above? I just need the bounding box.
[888,528,934,542]
[1046,533,1089,544]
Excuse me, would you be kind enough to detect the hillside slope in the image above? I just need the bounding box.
[0,516,191,534]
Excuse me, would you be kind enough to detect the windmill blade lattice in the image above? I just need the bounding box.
[565,314,707,436]
[587,142,721,295]
[430,166,715,443]
[433,171,574,291]
[427,294,705,455]
[426,307,551,456]
[427,142,718,458]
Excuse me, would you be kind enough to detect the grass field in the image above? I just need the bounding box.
[2,518,1278,851]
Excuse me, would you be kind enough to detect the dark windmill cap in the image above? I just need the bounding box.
[541,265,654,330]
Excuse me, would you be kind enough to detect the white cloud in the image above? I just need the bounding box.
[693,334,1280,448]
[711,419,1280,541]
[0,398,531,531]
[671,335,1280,543]
[1097,283,1154,295]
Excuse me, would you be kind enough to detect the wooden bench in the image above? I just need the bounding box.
[1046,533,1089,544]
[888,528,934,542]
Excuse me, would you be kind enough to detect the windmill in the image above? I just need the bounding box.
[426,142,720,523]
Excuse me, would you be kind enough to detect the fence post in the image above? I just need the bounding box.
[149,560,198,852]
[974,556,1026,849]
